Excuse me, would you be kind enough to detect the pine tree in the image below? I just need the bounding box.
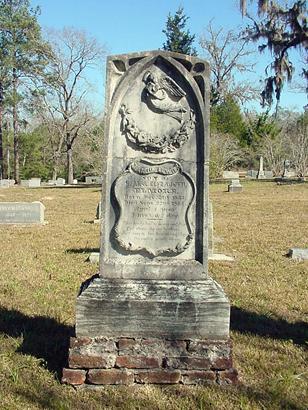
[0,0,50,182]
[162,7,197,56]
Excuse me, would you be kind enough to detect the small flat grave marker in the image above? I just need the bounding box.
[0,202,45,224]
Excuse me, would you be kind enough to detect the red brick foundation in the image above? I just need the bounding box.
[62,336,238,387]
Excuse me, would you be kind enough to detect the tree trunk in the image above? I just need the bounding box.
[67,144,74,184]
[12,69,19,183]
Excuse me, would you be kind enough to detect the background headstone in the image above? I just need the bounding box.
[223,171,239,179]
[228,179,243,192]
[85,176,102,184]
[29,178,41,188]
[246,170,257,179]
[93,202,101,224]
[0,202,45,224]
[56,178,66,186]
[288,248,308,261]
[257,156,265,179]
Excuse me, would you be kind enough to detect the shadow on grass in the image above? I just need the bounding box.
[0,306,73,379]
[231,306,308,347]
[66,247,99,254]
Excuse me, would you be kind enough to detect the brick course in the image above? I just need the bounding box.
[62,336,237,387]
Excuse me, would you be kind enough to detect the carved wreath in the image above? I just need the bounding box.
[119,104,196,154]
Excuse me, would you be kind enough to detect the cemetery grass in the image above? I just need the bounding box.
[0,182,307,410]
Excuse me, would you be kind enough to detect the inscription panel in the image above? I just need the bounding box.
[113,159,194,257]
[0,202,44,224]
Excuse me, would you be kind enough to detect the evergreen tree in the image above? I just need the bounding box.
[211,96,247,143]
[0,0,50,182]
[162,7,197,56]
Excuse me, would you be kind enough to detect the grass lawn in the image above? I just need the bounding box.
[0,181,307,409]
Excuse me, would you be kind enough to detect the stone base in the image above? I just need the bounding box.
[76,277,230,339]
[228,186,242,193]
[62,336,238,387]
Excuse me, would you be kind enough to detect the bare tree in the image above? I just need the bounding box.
[199,22,259,105]
[260,134,286,175]
[210,132,243,178]
[285,116,308,178]
[39,27,105,183]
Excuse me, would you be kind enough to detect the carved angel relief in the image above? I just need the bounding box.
[119,70,196,153]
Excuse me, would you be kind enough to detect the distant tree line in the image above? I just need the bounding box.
[0,1,306,183]
[0,0,105,183]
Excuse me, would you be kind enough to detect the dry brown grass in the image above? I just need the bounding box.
[0,181,307,409]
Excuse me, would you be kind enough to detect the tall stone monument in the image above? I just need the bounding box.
[62,51,237,387]
[257,156,265,179]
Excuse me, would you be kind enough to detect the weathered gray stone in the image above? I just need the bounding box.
[100,50,210,280]
[228,179,242,193]
[288,248,308,261]
[88,252,100,263]
[56,178,65,186]
[0,202,45,224]
[20,179,30,187]
[86,176,102,184]
[246,170,257,179]
[257,156,265,179]
[0,179,11,188]
[264,170,273,179]
[29,178,41,188]
[47,179,56,185]
[208,253,235,262]
[76,277,230,340]
[223,171,239,179]
[71,51,232,379]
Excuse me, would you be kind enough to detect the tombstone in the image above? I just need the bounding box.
[56,178,65,186]
[228,179,243,193]
[264,170,273,179]
[62,51,237,387]
[29,178,41,188]
[47,180,56,185]
[257,156,265,179]
[288,248,308,261]
[72,179,78,185]
[20,179,30,187]
[246,170,257,179]
[282,161,296,178]
[0,202,45,224]
[85,176,102,184]
[93,202,101,224]
[223,170,239,179]
[0,179,10,188]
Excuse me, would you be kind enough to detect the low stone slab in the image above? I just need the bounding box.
[288,248,308,261]
[76,277,230,340]
[88,252,100,263]
[209,254,235,262]
[0,179,14,188]
[0,202,45,224]
[85,176,102,184]
[223,171,239,179]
